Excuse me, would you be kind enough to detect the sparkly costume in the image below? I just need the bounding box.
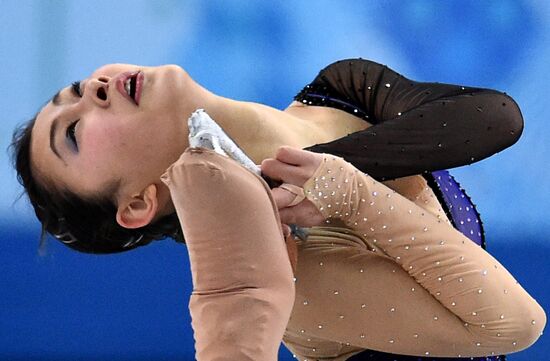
[160,60,545,360]
[290,59,527,359]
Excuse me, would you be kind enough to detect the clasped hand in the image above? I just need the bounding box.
[260,146,327,236]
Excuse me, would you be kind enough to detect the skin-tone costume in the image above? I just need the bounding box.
[160,59,545,360]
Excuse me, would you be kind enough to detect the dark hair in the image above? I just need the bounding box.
[10,115,185,254]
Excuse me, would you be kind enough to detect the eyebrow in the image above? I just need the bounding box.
[49,117,64,162]
[52,90,62,106]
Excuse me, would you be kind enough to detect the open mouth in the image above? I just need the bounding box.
[124,75,137,101]
[118,71,143,105]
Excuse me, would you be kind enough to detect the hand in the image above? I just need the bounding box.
[260,146,326,230]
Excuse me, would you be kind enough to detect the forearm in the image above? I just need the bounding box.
[162,147,295,360]
[302,154,545,354]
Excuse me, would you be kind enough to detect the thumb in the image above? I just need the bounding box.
[281,223,291,237]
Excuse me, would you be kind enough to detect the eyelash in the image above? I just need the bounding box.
[66,120,79,150]
[71,81,82,97]
[67,81,82,150]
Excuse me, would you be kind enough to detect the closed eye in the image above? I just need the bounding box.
[66,120,79,151]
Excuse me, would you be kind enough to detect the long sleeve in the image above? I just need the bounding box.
[161,147,295,360]
[298,59,524,180]
[296,153,545,357]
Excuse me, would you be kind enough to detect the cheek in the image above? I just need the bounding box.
[82,120,130,172]
[82,115,158,171]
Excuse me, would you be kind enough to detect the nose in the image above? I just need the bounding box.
[85,76,111,107]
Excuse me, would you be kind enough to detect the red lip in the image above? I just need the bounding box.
[115,71,143,105]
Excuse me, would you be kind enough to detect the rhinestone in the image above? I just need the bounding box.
[359,268,364,273]
[319,262,324,266]
[360,334,365,338]
[389,339,394,344]
[397,112,402,116]
[532,320,536,325]
[451,302,456,306]
[405,245,410,250]
[464,322,469,327]
[437,277,442,281]
[361,304,367,308]
[472,312,477,316]
[476,342,481,346]
[339,315,345,319]
[439,240,445,245]
[458,277,463,282]
[425,352,430,356]
[390,307,396,312]
[478,289,483,294]
[300,329,305,333]
[482,270,488,276]
[303,300,308,305]
[481,324,486,328]
[512,341,517,346]
[504,289,508,294]
[433,316,439,320]
[413,334,419,338]
[423,227,428,232]
[333,290,339,295]
[424,247,429,251]
[411,287,415,291]
[385,83,391,88]
[497,333,501,337]
[500,315,505,319]
[318,324,323,329]
[372,191,378,196]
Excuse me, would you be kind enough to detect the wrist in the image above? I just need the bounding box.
[302,154,362,224]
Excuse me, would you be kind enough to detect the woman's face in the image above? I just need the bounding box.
[31,63,196,200]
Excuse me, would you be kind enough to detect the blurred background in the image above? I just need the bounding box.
[1,0,548,360]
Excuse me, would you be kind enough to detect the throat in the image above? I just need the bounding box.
[206,99,321,164]
[202,97,370,164]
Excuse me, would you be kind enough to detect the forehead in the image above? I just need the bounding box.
[30,100,65,182]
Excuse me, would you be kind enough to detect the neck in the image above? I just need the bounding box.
[196,95,321,164]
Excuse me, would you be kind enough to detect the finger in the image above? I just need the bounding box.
[275,145,314,166]
[278,201,325,228]
[275,146,324,177]
[261,158,309,185]
[281,223,291,237]
[279,183,306,207]
[271,187,298,209]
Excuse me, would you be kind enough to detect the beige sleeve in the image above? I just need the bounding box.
[298,153,546,357]
[161,147,295,361]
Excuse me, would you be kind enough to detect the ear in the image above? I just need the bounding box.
[116,183,159,229]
